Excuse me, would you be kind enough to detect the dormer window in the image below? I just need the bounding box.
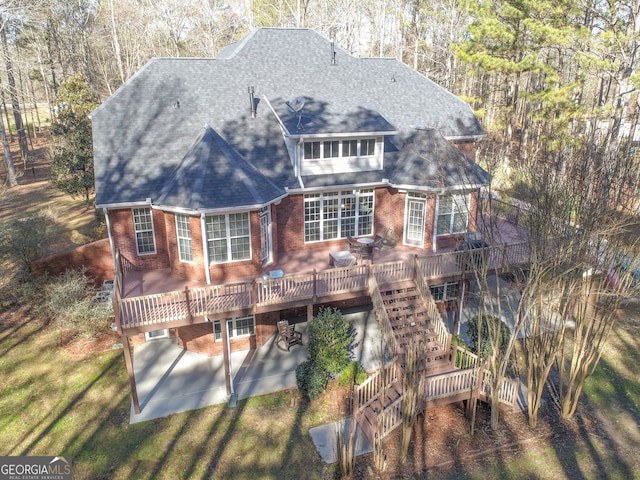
[301,136,383,175]
[304,141,321,159]
[303,137,377,160]
[324,140,339,158]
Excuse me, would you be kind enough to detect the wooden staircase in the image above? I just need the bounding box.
[354,273,521,446]
[379,280,453,376]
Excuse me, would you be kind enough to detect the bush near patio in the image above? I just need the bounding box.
[467,313,511,357]
[296,307,356,399]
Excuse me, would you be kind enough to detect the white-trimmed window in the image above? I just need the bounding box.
[304,190,374,242]
[304,141,321,159]
[145,329,169,341]
[302,137,377,159]
[132,207,156,255]
[436,194,469,236]
[206,212,251,264]
[176,214,192,262]
[430,282,459,302]
[214,315,256,341]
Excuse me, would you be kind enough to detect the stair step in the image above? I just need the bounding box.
[357,414,376,443]
[392,324,432,338]
[385,299,424,312]
[381,290,420,303]
[390,315,430,329]
[388,312,425,323]
[379,281,417,293]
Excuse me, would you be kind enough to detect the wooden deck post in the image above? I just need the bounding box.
[184,286,193,324]
[252,279,259,313]
[312,269,317,303]
[221,319,232,395]
[122,335,141,414]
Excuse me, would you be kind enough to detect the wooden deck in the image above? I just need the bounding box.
[112,240,532,335]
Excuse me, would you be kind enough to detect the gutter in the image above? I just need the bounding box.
[103,208,116,270]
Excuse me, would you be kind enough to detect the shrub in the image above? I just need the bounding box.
[296,360,327,400]
[337,361,368,387]
[0,213,55,278]
[467,314,510,358]
[308,307,355,376]
[46,268,112,337]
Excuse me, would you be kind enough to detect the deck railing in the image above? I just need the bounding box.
[479,369,521,411]
[422,368,478,402]
[371,260,413,284]
[375,395,404,440]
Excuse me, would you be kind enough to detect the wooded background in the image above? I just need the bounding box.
[1,0,639,208]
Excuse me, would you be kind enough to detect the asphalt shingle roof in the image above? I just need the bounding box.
[92,28,487,208]
[155,127,286,210]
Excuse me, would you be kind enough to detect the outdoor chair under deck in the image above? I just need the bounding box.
[276,320,303,351]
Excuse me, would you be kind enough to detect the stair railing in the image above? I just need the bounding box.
[478,369,521,411]
[368,275,398,363]
[353,361,399,413]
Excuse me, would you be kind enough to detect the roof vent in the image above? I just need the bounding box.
[330,41,336,65]
[173,100,180,108]
[248,86,256,118]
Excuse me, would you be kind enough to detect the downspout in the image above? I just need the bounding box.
[103,207,116,270]
[226,319,235,396]
[201,213,211,285]
[432,196,439,253]
[297,137,305,189]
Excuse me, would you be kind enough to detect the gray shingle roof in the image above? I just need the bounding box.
[155,127,286,210]
[92,28,487,208]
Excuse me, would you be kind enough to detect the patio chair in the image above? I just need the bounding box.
[360,244,374,263]
[276,320,303,351]
[373,234,385,252]
[347,236,363,256]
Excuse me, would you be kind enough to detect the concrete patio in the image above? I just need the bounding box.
[129,305,384,424]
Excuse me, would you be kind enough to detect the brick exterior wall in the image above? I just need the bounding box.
[176,311,280,356]
[31,238,114,285]
[107,186,482,283]
[109,208,171,271]
[374,187,405,244]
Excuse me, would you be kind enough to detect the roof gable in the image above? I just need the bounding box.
[155,127,286,211]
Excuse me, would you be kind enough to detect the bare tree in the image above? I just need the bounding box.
[1,22,29,166]
[400,339,421,463]
[0,106,17,186]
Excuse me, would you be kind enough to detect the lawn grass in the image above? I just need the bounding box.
[0,310,333,479]
[3,301,639,479]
